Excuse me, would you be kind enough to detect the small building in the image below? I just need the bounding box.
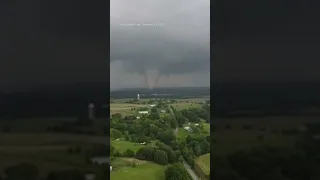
[138,111,149,114]
[184,126,191,132]
[110,166,113,171]
[160,110,166,113]
[136,116,140,119]
[150,104,156,107]
[195,123,199,126]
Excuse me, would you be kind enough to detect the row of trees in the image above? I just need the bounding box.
[135,142,183,165]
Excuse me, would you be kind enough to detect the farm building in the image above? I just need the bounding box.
[138,111,149,114]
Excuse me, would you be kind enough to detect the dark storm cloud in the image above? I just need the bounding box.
[0,0,109,91]
[110,0,210,76]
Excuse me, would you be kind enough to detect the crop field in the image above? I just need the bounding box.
[110,158,166,180]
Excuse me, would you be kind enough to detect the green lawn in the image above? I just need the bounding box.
[111,158,166,180]
[111,140,146,153]
[195,153,210,176]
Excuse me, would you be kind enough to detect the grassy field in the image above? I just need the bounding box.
[213,116,320,155]
[110,103,149,115]
[170,97,208,110]
[195,153,210,176]
[111,158,166,180]
[111,140,146,153]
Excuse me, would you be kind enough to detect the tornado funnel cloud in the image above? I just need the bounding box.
[144,69,161,89]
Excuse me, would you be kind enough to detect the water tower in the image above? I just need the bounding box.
[88,102,95,120]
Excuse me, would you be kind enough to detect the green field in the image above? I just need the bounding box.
[195,153,210,175]
[110,103,149,115]
[111,140,146,153]
[170,97,208,110]
[111,158,166,180]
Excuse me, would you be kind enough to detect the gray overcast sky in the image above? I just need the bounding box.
[110,0,210,89]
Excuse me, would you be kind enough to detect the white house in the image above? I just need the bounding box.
[184,126,191,132]
[195,123,199,126]
[138,111,149,114]
[150,104,156,107]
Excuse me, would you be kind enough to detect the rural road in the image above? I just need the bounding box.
[168,107,200,180]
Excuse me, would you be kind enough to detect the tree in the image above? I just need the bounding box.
[124,149,135,157]
[153,149,169,165]
[157,142,177,163]
[111,129,122,139]
[136,147,156,161]
[165,164,189,180]
[158,130,175,145]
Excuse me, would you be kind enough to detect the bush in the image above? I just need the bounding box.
[124,149,135,157]
[153,149,169,165]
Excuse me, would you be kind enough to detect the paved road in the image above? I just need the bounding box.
[168,107,200,180]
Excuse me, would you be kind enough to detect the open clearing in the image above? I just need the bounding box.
[195,153,210,176]
[111,158,166,180]
[111,140,146,153]
[110,103,149,115]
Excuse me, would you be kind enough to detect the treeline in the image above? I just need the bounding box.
[180,135,210,167]
[172,105,210,126]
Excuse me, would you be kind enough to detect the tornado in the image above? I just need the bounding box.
[144,68,161,89]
